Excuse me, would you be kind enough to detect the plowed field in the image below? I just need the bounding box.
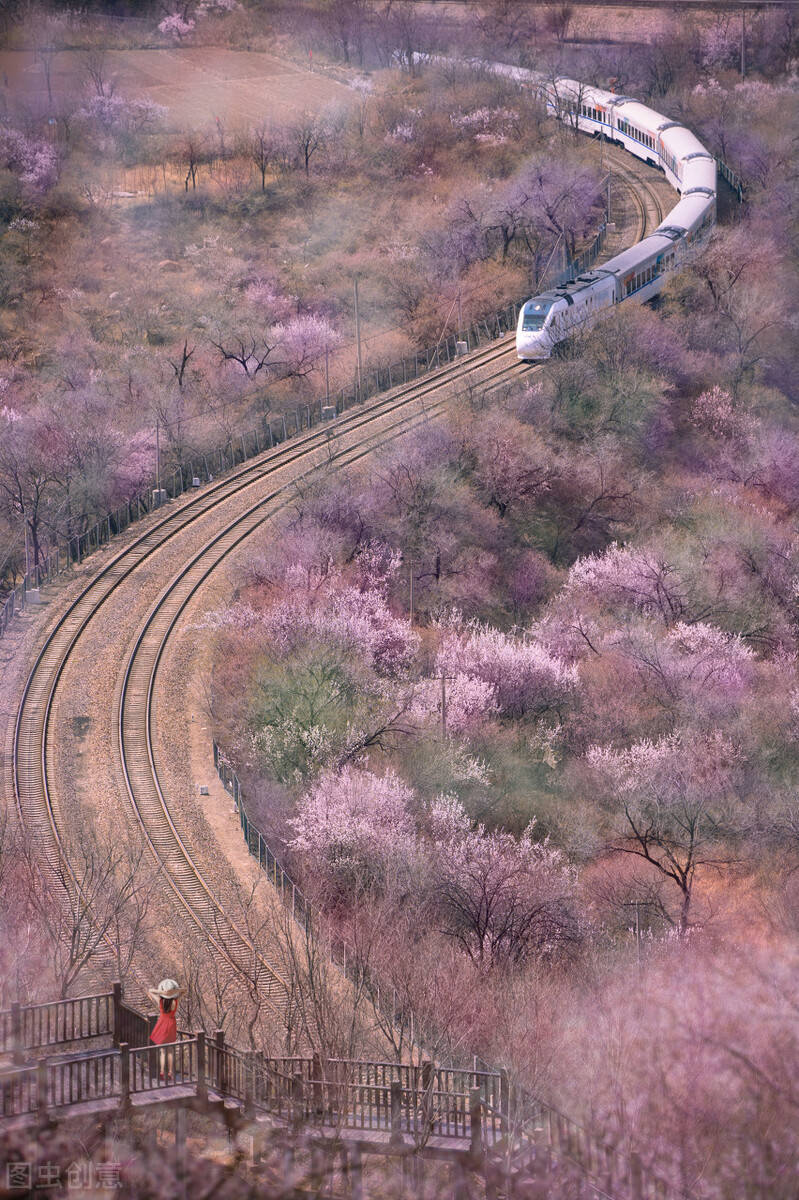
[1,47,353,128]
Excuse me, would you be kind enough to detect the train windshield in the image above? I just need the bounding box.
[522,299,554,331]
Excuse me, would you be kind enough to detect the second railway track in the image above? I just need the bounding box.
[10,151,668,1023]
[13,336,532,1015]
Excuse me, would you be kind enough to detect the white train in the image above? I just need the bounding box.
[515,78,716,359]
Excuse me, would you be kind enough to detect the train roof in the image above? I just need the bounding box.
[601,234,680,276]
[526,270,615,308]
[660,124,713,160]
[655,192,715,235]
[613,99,672,135]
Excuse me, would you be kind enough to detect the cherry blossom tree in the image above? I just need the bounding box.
[588,729,745,932]
[158,13,196,39]
[565,543,696,627]
[0,125,59,197]
[217,552,418,677]
[429,796,579,968]
[436,620,578,720]
[467,409,557,518]
[275,315,341,379]
[289,766,418,899]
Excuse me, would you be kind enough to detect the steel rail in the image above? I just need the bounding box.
[605,148,666,236]
[116,356,535,1015]
[12,337,529,1007]
[13,154,662,1015]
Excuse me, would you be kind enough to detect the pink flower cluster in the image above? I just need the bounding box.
[412,672,498,735]
[289,766,417,884]
[209,547,418,676]
[78,95,167,135]
[690,386,750,441]
[565,543,686,625]
[435,621,578,719]
[157,13,195,38]
[0,126,59,195]
[588,727,739,804]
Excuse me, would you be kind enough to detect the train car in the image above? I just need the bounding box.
[515,77,716,360]
[600,233,680,304]
[516,270,616,359]
[407,55,717,363]
[659,127,716,193]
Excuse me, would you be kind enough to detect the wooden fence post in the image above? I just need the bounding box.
[311,1051,323,1115]
[244,1051,254,1119]
[348,1146,364,1200]
[175,1105,187,1176]
[214,1029,225,1096]
[10,1002,23,1065]
[498,1068,510,1135]
[112,982,122,1047]
[389,1080,403,1145]
[119,1043,130,1112]
[292,1071,304,1128]
[196,1031,207,1105]
[470,1087,483,1156]
[630,1151,643,1200]
[37,1058,49,1121]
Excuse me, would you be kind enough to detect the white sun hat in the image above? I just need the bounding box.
[147,978,186,1002]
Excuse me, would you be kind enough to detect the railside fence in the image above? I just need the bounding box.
[212,743,686,1199]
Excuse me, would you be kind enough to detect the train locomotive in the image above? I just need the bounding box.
[514,78,717,360]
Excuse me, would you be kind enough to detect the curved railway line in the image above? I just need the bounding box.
[605,145,667,237]
[12,338,534,1012]
[9,151,670,1024]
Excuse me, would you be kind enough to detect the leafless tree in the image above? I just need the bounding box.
[289,111,331,176]
[80,43,115,98]
[210,330,279,377]
[20,821,161,998]
[321,0,369,66]
[247,122,278,191]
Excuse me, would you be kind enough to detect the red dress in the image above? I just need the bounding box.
[150,998,178,1045]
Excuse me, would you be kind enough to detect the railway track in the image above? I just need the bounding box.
[12,337,532,1016]
[11,152,666,1024]
[606,147,667,237]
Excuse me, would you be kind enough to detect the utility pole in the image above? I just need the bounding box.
[457,289,463,338]
[354,278,363,402]
[441,673,447,741]
[408,559,414,626]
[324,343,330,406]
[155,417,161,495]
[23,512,30,578]
[740,10,746,80]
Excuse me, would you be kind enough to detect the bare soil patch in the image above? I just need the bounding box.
[1,47,354,128]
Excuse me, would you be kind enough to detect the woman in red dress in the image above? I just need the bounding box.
[148,979,185,1082]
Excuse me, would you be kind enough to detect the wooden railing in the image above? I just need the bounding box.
[0,992,115,1061]
[0,990,684,1197]
[0,984,186,1064]
[129,1039,198,1096]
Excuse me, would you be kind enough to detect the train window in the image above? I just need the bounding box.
[522,299,554,331]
